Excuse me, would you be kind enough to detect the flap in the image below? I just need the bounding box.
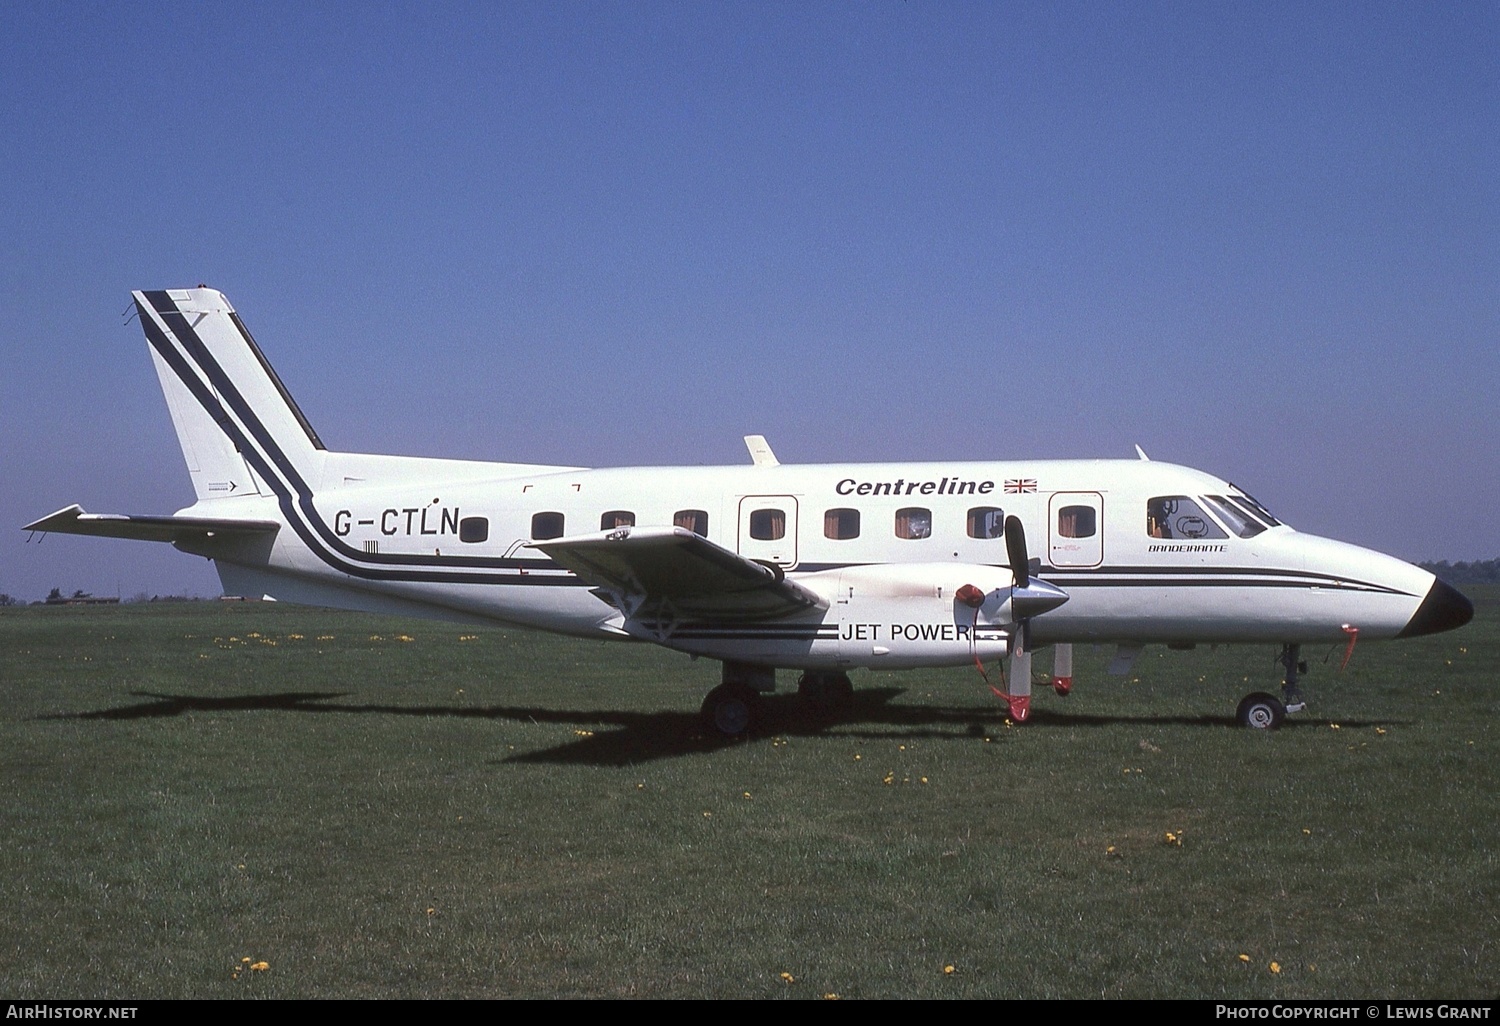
[530,525,826,621]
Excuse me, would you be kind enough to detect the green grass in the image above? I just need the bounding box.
[1,592,1494,998]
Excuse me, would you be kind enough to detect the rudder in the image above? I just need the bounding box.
[135,287,327,502]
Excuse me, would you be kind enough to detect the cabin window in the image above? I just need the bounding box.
[674,509,708,536]
[894,507,932,540]
[458,516,489,543]
[824,508,860,540]
[600,510,635,530]
[1057,505,1097,539]
[1145,497,1226,540]
[967,506,1006,539]
[749,508,785,541]
[531,511,565,540]
[1201,496,1265,538]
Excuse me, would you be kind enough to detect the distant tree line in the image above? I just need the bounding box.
[1419,559,1500,585]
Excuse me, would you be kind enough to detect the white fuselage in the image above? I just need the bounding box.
[187,453,1438,671]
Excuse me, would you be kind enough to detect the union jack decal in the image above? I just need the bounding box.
[1004,478,1037,494]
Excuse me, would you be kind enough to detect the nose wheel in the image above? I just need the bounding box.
[1236,691,1286,730]
[1236,643,1307,729]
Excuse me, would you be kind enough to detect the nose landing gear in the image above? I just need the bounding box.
[1236,643,1307,729]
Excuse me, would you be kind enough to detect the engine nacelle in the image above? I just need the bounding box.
[792,562,1022,669]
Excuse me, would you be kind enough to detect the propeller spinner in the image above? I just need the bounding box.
[1004,516,1069,625]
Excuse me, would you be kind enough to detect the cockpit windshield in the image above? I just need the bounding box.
[1202,496,1266,538]
[1225,486,1283,528]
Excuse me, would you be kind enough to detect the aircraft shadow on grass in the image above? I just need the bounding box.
[45,686,1390,766]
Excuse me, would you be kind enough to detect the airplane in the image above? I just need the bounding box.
[24,287,1474,734]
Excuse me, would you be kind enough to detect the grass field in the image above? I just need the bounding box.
[1,591,1494,999]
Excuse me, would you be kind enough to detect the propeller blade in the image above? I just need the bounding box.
[1004,515,1030,589]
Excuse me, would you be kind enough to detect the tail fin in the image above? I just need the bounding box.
[135,288,327,502]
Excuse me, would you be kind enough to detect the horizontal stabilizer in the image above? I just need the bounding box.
[531,526,825,621]
[23,504,280,544]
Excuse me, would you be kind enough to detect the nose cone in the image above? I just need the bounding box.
[1397,577,1474,638]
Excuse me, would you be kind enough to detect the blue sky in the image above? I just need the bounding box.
[2,1,1495,601]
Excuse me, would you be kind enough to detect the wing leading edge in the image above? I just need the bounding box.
[530,526,826,621]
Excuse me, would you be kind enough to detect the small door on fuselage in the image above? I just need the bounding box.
[737,495,799,569]
[1048,491,1104,568]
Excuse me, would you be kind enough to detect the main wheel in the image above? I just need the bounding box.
[797,672,855,714]
[1236,691,1286,730]
[701,684,757,736]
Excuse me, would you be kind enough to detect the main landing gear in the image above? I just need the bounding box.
[1235,643,1308,730]
[699,664,856,736]
[700,661,775,736]
[797,671,854,719]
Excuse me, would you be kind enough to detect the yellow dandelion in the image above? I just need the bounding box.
[1269,961,1280,974]
[250,961,269,971]
[241,957,251,963]
[920,777,928,784]
[824,993,840,1000]
[426,907,436,916]
[853,754,861,760]
[743,791,752,800]
[573,729,594,737]
[1238,954,1250,963]
[944,965,956,975]
[1329,723,1341,730]
[702,811,712,818]
[780,972,795,984]
[1302,828,1311,836]
[1375,727,1387,735]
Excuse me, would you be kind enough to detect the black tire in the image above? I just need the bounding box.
[701,684,757,736]
[797,672,854,717]
[1237,691,1286,730]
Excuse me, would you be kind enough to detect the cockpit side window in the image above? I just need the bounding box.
[1146,497,1228,540]
[1202,495,1266,538]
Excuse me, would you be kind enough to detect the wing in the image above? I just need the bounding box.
[23,504,280,544]
[529,526,826,621]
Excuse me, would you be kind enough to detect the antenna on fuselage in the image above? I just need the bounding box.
[744,435,780,467]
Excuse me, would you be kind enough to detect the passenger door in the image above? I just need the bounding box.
[1048,492,1104,568]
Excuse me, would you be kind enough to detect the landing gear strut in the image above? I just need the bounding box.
[1277,643,1308,714]
[1235,643,1307,729]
